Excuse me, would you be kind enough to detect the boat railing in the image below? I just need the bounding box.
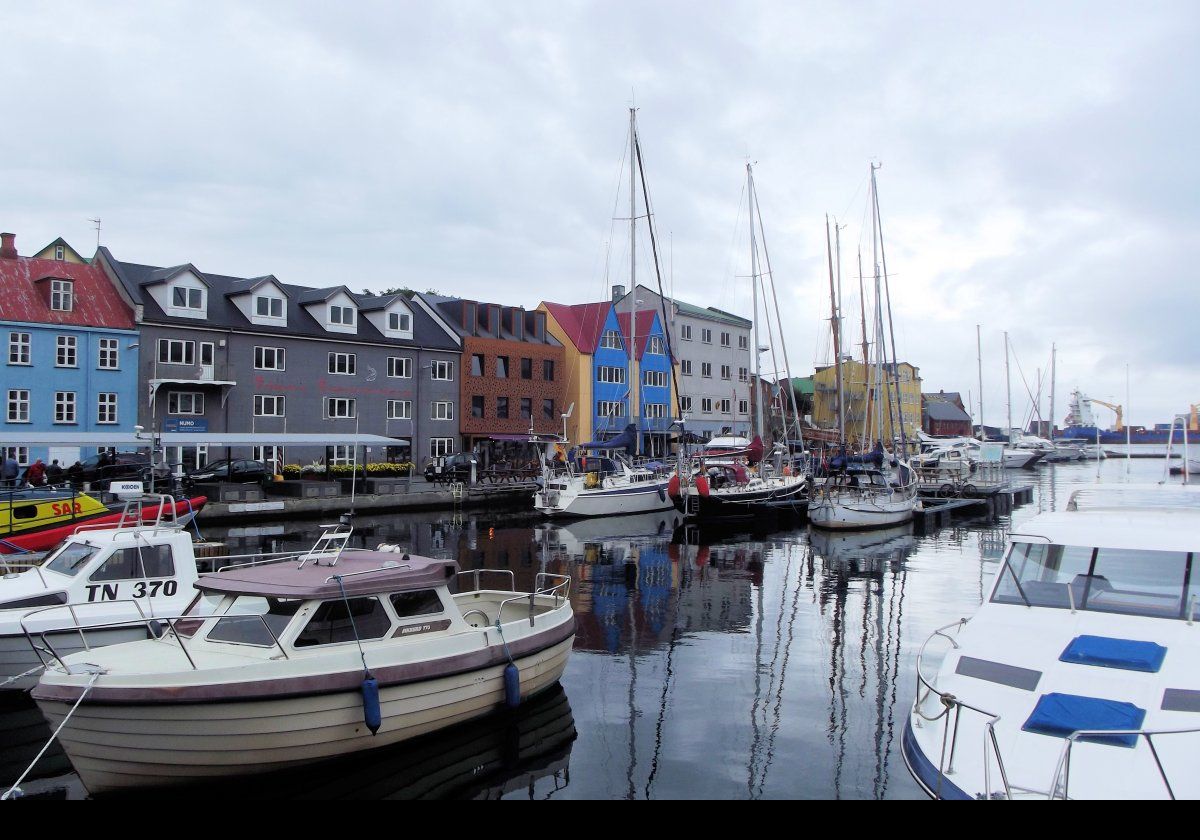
[453,569,517,593]
[20,599,150,669]
[497,573,572,628]
[297,523,353,568]
[21,604,289,673]
[1050,725,1200,800]
[71,493,186,538]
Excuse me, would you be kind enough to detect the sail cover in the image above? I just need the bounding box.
[579,424,638,456]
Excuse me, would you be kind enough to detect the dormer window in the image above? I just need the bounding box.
[255,296,284,318]
[54,245,65,261]
[388,311,410,332]
[172,286,204,310]
[330,305,355,326]
[50,280,73,312]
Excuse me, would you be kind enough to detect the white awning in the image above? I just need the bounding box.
[0,432,409,447]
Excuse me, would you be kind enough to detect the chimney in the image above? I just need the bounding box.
[611,284,625,303]
[0,232,16,260]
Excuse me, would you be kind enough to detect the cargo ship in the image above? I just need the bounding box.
[1056,389,1197,445]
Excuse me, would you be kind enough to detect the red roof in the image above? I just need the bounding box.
[0,254,134,329]
[616,310,658,360]
[542,301,611,354]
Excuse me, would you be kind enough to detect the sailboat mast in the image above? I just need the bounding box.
[977,325,986,441]
[629,107,640,455]
[871,163,906,453]
[858,250,869,368]
[748,164,764,440]
[1005,331,1013,440]
[1050,342,1057,441]
[826,214,844,443]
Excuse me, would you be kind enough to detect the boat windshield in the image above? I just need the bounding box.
[205,596,302,647]
[992,542,1197,620]
[42,542,99,578]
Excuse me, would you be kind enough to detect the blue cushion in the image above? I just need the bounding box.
[1023,692,1146,747]
[1060,635,1167,673]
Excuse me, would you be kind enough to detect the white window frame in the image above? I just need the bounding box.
[50,279,74,312]
[254,346,286,371]
[680,324,692,341]
[596,400,624,418]
[430,360,454,381]
[738,399,749,415]
[738,367,749,383]
[97,392,119,425]
[328,352,356,376]
[171,285,205,311]
[701,398,713,414]
[328,445,354,465]
[254,296,285,318]
[643,370,668,388]
[387,356,412,378]
[54,391,77,424]
[646,336,666,355]
[431,401,454,421]
[738,335,749,350]
[721,365,732,381]
[680,359,692,376]
[429,437,455,458]
[8,332,30,366]
[387,311,411,333]
[3,446,28,464]
[701,362,712,378]
[719,399,732,414]
[168,392,205,416]
[54,245,65,261]
[720,332,731,348]
[7,390,30,423]
[325,397,356,419]
[56,335,77,368]
[329,304,356,326]
[253,394,286,417]
[387,400,412,420]
[98,337,119,370]
[157,338,195,366]
[598,365,626,384]
[701,328,713,344]
[600,330,623,350]
[680,396,693,413]
[645,403,666,419]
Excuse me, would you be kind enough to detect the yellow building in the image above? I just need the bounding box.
[812,359,922,448]
[31,237,89,264]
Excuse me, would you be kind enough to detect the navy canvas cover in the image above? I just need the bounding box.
[1060,635,1167,673]
[1023,692,1146,747]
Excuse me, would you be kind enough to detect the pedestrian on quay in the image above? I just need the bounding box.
[0,452,19,488]
[46,459,65,484]
[25,458,46,487]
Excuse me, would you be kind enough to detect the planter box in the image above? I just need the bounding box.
[337,477,410,495]
[192,482,265,503]
[264,479,341,498]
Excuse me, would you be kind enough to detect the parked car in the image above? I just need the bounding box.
[74,452,153,489]
[185,459,269,486]
[424,453,476,483]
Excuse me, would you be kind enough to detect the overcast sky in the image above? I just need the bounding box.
[3,1,1196,428]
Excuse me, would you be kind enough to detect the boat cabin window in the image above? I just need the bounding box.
[390,589,444,618]
[207,597,301,647]
[294,597,392,648]
[174,591,228,638]
[993,542,1194,619]
[43,542,99,577]
[89,545,175,582]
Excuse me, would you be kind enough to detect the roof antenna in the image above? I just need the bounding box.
[88,217,102,248]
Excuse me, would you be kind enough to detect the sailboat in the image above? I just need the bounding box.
[809,165,919,531]
[667,162,809,518]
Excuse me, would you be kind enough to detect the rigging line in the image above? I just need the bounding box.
[872,166,906,451]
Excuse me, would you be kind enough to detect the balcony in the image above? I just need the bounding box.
[144,359,236,386]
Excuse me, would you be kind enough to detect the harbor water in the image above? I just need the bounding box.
[2,454,1182,799]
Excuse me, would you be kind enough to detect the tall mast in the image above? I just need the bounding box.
[826,214,844,443]
[871,163,906,453]
[1004,331,1013,440]
[629,107,640,455]
[977,325,986,441]
[1050,342,1057,441]
[748,163,764,440]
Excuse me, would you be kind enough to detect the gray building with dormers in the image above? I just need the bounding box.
[612,284,754,442]
[96,248,462,472]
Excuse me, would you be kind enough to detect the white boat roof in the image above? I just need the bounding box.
[1012,484,1200,554]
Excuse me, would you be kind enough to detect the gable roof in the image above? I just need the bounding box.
[226,275,284,297]
[33,237,88,264]
[0,254,135,329]
[924,401,971,422]
[615,309,660,360]
[541,301,611,354]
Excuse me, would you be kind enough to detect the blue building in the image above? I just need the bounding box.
[617,309,674,457]
[0,232,139,469]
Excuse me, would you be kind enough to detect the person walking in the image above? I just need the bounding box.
[25,458,46,487]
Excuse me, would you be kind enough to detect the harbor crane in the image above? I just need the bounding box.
[1090,397,1124,432]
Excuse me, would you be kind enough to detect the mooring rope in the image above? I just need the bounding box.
[2,670,101,800]
[0,663,46,690]
[331,575,370,675]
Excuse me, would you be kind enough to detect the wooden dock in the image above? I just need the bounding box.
[914,483,1035,531]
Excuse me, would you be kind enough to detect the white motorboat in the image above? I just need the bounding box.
[31,539,574,795]
[809,448,920,531]
[0,496,211,691]
[535,425,673,518]
[903,484,1200,800]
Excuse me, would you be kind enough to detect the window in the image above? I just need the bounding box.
[543,399,555,420]
[254,346,286,371]
[495,356,510,378]
[601,330,622,350]
[255,296,284,318]
[7,390,30,423]
[432,401,454,421]
[50,279,74,312]
[387,311,411,333]
[328,352,356,375]
[97,392,118,424]
[701,362,712,378]
[207,597,300,647]
[8,333,30,365]
[645,403,666,419]
[597,400,624,418]
[496,397,509,419]
[739,367,749,383]
[387,400,411,420]
[739,335,749,350]
[720,332,731,348]
[470,354,484,376]
[168,392,205,415]
[97,338,119,369]
[680,396,693,413]
[90,545,175,582]
[295,597,392,647]
[325,397,356,419]
[598,366,626,384]
[701,328,713,344]
[681,359,692,376]
[329,304,355,326]
[719,399,731,414]
[701,398,713,413]
[172,286,204,310]
[200,342,214,368]
[543,359,555,381]
[680,324,692,341]
[254,395,286,417]
[43,542,98,577]
[430,360,454,381]
[54,391,76,424]
[646,336,666,355]
[721,365,732,380]
[520,398,532,420]
[471,395,485,419]
[387,356,411,378]
[54,245,65,261]
[391,590,444,618]
[738,399,749,415]
[328,445,354,465]
[644,370,668,388]
[254,446,284,472]
[429,438,454,458]
[520,357,533,380]
[56,335,77,367]
[157,338,195,366]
